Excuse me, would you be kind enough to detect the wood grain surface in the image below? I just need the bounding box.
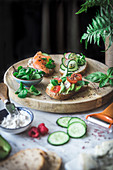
[4,55,113,113]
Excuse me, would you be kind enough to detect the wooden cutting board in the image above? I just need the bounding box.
[4,55,113,113]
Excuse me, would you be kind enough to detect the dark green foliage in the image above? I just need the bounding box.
[80,6,113,49]
[76,0,113,49]
[76,0,111,14]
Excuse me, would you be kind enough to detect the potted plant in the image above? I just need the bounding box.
[76,0,113,67]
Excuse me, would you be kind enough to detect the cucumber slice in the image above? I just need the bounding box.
[48,131,70,146]
[57,117,71,128]
[62,58,68,67]
[67,122,86,138]
[68,53,78,60]
[68,117,87,128]
[67,60,78,72]
[60,64,66,71]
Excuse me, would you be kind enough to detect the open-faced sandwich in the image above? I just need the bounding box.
[46,73,89,100]
[59,52,87,76]
[28,51,55,76]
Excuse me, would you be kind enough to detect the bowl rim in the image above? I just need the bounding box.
[0,107,34,131]
[12,67,43,82]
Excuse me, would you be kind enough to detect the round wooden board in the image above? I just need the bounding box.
[4,55,113,113]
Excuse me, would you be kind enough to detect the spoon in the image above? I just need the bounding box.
[0,83,19,116]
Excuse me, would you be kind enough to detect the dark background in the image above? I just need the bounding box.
[0,0,105,82]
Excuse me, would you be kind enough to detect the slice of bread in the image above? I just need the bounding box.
[46,86,86,100]
[42,150,62,170]
[59,61,88,76]
[0,149,62,170]
[0,149,47,170]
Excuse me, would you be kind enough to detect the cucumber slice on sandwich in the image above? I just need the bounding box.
[48,131,70,146]
[67,60,78,72]
[67,122,86,138]
[60,64,66,71]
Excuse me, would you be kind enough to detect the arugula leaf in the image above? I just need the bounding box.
[29,85,41,96]
[17,66,23,71]
[75,86,82,92]
[21,75,30,80]
[61,76,67,83]
[29,85,39,93]
[15,83,41,98]
[13,72,18,77]
[38,71,45,75]
[18,89,28,98]
[15,82,25,94]
[26,67,31,74]
[32,74,41,80]
[45,59,56,69]
[13,66,44,80]
[50,79,58,86]
[41,58,47,60]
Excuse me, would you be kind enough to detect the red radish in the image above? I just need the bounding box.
[64,52,71,60]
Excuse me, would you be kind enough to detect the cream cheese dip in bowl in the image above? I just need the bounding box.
[0,107,34,134]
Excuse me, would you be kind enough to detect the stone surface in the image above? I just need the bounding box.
[0,97,113,170]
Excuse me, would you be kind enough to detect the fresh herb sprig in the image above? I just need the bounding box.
[45,59,56,69]
[13,66,45,80]
[15,82,41,98]
[85,67,113,87]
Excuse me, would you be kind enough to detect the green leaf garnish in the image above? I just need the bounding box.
[50,79,58,86]
[85,67,113,87]
[15,83,41,98]
[13,66,44,80]
[46,59,56,69]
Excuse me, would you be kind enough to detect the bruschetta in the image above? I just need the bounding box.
[46,73,88,100]
[59,53,87,76]
[28,51,55,76]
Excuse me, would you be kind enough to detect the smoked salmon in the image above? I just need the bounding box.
[28,51,55,76]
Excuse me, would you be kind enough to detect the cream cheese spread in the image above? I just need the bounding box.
[0,110,31,129]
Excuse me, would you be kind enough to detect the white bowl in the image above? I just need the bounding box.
[0,107,34,134]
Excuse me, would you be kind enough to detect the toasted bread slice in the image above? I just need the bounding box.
[59,61,88,76]
[46,86,86,100]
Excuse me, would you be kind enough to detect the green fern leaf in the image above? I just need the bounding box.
[76,0,111,14]
[81,6,113,49]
